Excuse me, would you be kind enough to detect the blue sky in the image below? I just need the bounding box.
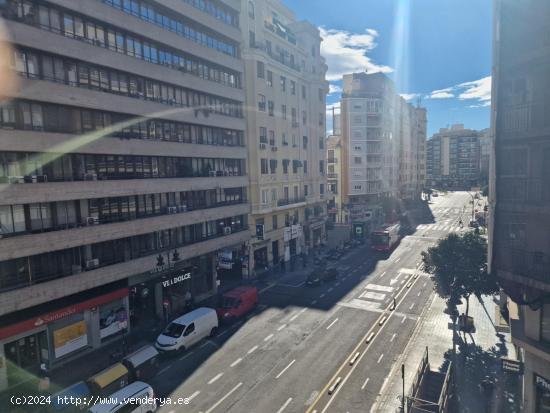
[283,0,492,136]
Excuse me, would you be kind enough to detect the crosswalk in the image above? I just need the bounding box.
[416,223,465,232]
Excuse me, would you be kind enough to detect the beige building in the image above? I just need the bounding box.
[326,135,346,223]
[241,0,328,272]
[490,1,550,411]
[0,0,248,388]
[340,72,426,237]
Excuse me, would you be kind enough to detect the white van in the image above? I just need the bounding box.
[155,307,218,352]
[88,381,156,413]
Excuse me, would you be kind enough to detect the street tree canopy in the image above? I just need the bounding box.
[421,232,498,316]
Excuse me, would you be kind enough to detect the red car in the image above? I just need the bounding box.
[217,286,258,322]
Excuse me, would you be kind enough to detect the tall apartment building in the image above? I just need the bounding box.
[0,0,248,388]
[490,1,550,411]
[326,134,345,223]
[241,0,328,271]
[479,128,490,185]
[340,72,425,237]
[426,124,482,189]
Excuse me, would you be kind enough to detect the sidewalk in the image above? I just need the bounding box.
[373,293,521,413]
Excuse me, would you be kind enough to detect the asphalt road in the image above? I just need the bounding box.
[149,191,474,413]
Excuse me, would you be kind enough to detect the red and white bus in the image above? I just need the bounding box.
[370,223,401,252]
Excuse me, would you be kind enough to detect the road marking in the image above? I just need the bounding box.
[402,315,407,323]
[361,377,370,390]
[311,300,318,305]
[179,351,195,361]
[248,345,258,354]
[320,294,326,298]
[327,287,334,292]
[390,333,396,342]
[277,324,287,331]
[395,257,401,263]
[230,358,242,367]
[379,271,386,278]
[259,283,276,293]
[409,303,415,310]
[335,282,340,287]
[423,282,427,288]
[203,382,242,413]
[264,333,274,341]
[326,318,339,330]
[158,366,170,375]
[366,284,394,292]
[400,280,405,285]
[187,391,200,402]
[377,354,384,364]
[276,398,293,413]
[276,359,296,379]
[417,291,421,297]
[208,373,224,385]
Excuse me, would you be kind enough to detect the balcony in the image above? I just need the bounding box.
[328,158,338,164]
[497,177,550,207]
[252,42,301,72]
[499,101,550,138]
[327,173,338,179]
[493,244,550,285]
[277,197,306,207]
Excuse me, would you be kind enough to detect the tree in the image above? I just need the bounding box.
[421,232,498,317]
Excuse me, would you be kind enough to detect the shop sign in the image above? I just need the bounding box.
[291,225,299,239]
[536,374,550,391]
[53,320,88,358]
[162,271,191,288]
[283,227,291,242]
[149,261,175,275]
[99,308,128,339]
[501,358,523,374]
[217,250,233,270]
[0,288,129,340]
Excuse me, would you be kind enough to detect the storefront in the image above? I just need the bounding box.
[128,253,216,326]
[0,288,129,389]
[216,245,245,286]
[535,374,550,412]
[253,246,268,270]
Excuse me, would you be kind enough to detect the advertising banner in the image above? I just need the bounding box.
[53,321,88,358]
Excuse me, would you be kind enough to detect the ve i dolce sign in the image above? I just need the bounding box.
[162,271,191,288]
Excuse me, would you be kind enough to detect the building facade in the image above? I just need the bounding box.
[241,0,328,272]
[326,135,346,224]
[490,1,550,412]
[479,128,490,186]
[426,124,482,189]
[0,0,248,389]
[340,72,425,238]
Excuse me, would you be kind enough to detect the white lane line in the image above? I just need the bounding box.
[311,300,318,305]
[417,291,421,297]
[187,391,200,402]
[423,282,427,288]
[275,359,296,379]
[409,303,415,310]
[264,333,274,341]
[276,398,292,413]
[326,318,339,330]
[395,257,401,263]
[248,345,258,354]
[361,377,370,390]
[379,271,386,278]
[390,333,396,342]
[259,283,276,293]
[335,282,340,287]
[277,324,287,331]
[377,354,384,364]
[204,382,243,413]
[290,314,299,322]
[179,351,195,361]
[230,358,242,367]
[402,315,407,323]
[327,287,334,292]
[320,294,326,298]
[158,366,170,375]
[208,372,224,384]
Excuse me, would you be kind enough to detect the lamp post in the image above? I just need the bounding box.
[466,191,476,222]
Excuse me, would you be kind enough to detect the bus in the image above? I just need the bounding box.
[371,223,401,252]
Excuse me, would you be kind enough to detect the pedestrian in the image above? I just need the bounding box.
[37,363,50,393]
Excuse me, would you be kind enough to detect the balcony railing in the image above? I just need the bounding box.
[499,102,550,136]
[277,197,306,207]
[328,158,338,164]
[493,244,550,284]
[497,177,550,205]
[327,173,338,179]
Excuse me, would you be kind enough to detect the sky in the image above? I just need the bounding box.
[282,0,492,137]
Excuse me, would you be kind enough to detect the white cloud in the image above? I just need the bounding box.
[425,76,491,107]
[400,93,419,101]
[457,76,491,103]
[329,84,342,95]
[319,27,392,81]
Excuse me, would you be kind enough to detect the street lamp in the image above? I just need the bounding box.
[466,191,476,222]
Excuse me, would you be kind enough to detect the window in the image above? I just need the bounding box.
[257,61,265,79]
[258,94,266,112]
[291,109,297,126]
[319,160,325,175]
[328,150,335,162]
[280,76,286,92]
[303,160,308,174]
[318,88,323,101]
[267,70,273,87]
[302,110,307,125]
[283,159,289,174]
[290,80,296,95]
[260,158,268,174]
[259,127,267,143]
[303,136,308,149]
[249,30,255,47]
[319,137,324,149]
[302,85,306,99]
[271,188,277,201]
[268,101,274,116]
[272,215,278,229]
[248,1,255,18]
[319,113,324,126]
[269,130,275,145]
[304,185,308,196]
[281,105,287,120]
[269,159,277,174]
[354,156,362,164]
[320,184,325,195]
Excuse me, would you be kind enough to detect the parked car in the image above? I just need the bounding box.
[326,249,343,261]
[306,267,339,286]
[155,307,218,353]
[122,345,159,382]
[88,381,156,413]
[216,285,258,323]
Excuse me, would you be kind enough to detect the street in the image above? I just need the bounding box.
[149,192,473,413]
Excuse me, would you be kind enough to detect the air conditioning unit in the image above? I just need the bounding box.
[271,146,278,152]
[86,217,99,225]
[223,226,232,235]
[259,143,266,149]
[167,206,178,214]
[85,258,99,269]
[84,173,98,181]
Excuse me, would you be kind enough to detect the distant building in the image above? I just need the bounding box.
[326,135,346,223]
[479,128,491,185]
[426,124,482,189]
[340,72,426,237]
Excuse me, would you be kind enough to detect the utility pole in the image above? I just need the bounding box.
[402,364,406,413]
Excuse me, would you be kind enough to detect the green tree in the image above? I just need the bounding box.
[421,232,498,316]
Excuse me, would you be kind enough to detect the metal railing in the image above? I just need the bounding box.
[277,197,306,207]
[493,244,550,283]
[497,177,550,205]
